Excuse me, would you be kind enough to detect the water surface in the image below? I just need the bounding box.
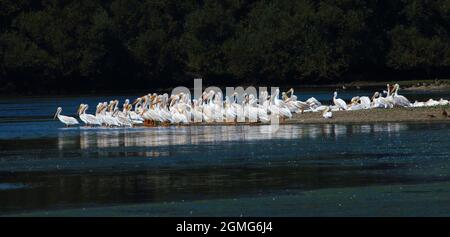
[1,91,450,216]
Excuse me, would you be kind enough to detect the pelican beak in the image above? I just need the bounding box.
[53,108,59,120]
[77,104,83,114]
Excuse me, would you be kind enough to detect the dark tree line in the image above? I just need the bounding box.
[0,0,449,94]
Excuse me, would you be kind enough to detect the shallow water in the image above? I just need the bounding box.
[1,90,450,216]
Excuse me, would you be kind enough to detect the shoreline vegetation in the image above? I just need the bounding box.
[1,1,449,95]
[1,79,449,98]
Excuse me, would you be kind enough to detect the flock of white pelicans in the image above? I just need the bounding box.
[54,83,449,127]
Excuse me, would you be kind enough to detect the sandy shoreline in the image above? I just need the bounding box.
[142,106,450,127]
[285,106,450,124]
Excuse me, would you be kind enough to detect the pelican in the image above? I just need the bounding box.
[438,98,449,106]
[425,98,440,107]
[391,84,411,107]
[333,91,347,110]
[232,92,245,122]
[359,96,371,109]
[202,91,215,123]
[322,107,332,119]
[54,107,79,127]
[284,88,310,113]
[379,91,393,108]
[192,99,204,123]
[348,97,364,110]
[306,97,322,109]
[247,94,259,122]
[271,89,292,119]
[412,100,424,107]
[101,102,120,127]
[114,107,132,127]
[224,96,236,123]
[78,104,101,126]
[348,96,371,110]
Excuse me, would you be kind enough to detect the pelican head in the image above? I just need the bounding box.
[77,104,84,114]
[393,83,400,94]
[351,96,360,104]
[54,107,62,119]
[132,97,142,105]
[372,91,380,100]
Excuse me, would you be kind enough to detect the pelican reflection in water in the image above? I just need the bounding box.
[55,124,409,154]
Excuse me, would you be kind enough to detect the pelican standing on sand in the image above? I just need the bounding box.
[54,107,79,127]
[391,84,412,107]
[333,91,347,110]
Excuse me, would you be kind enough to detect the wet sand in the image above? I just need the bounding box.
[286,106,450,124]
[151,106,450,127]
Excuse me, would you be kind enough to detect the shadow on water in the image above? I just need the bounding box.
[1,122,450,214]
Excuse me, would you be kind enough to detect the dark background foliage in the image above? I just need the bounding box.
[0,0,449,94]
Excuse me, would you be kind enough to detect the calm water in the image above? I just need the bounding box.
[1,90,450,216]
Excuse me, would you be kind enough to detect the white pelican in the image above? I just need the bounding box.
[114,108,132,127]
[270,89,292,119]
[247,94,259,122]
[232,92,245,122]
[379,91,394,108]
[224,96,236,123]
[322,107,332,119]
[101,103,120,127]
[392,84,411,107]
[54,107,79,127]
[212,91,224,122]
[192,99,204,123]
[78,104,101,126]
[306,97,322,109]
[125,104,143,125]
[283,88,310,113]
[171,107,189,124]
[348,96,370,110]
[424,98,440,107]
[333,91,347,110]
[412,100,425,107]
[202,91,215,123]
[360,96,371,109]
[438,98,449,106]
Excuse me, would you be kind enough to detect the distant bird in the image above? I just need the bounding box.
[333,91,347,110]
[54,107,79,127]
